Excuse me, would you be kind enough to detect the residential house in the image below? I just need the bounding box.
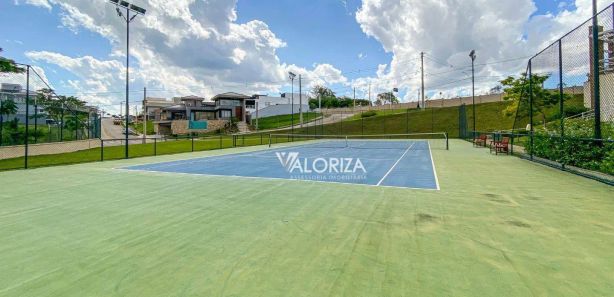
[152,92,255,135]
[0,83,46,124]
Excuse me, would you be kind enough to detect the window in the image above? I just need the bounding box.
[220,110,232,118]
[218,99,241,107]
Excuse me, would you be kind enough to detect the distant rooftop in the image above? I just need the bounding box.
[211,92,252,101]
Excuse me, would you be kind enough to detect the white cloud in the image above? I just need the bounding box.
[231,48,247,65]
[354,0,613,101]
[14,0,51,10]
[15,0,614,107]
[18,0,291,111]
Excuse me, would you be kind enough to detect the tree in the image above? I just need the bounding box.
[0,48,25,73]
[39,95,86,140]
[311,85,335,99]
[490,85,503,94]
[0,98,18,146]
[376,92,399,104]
[501,73,562,126]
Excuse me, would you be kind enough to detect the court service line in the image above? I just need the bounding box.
[427,141,441,190]
[376,143,416,186]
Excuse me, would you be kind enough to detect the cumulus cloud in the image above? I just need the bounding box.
[15,0,613,108]
[14,0,52,10]
[354,0,612,101]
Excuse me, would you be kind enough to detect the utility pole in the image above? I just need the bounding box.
[142,87,146,143]
[368,83,371,105]
[470,50,477,136]
[288,72,296,135]
[255,101,259,131]
[299,74,303,127]
[421,52,425,110]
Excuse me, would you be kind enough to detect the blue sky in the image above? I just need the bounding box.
[0,0,604,111]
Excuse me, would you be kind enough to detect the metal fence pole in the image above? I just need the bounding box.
[558,40,566,168]
[154,137,157,156]
[100,139,104,161]
[591,2,602,139]
[191,133,194,152]
[529,59,534,160]
[25,66,30,169]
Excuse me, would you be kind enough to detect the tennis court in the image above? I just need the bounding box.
[1,136,613,297]
[124,134,446,190]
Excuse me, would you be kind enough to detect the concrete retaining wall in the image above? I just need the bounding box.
[253,104,311,118]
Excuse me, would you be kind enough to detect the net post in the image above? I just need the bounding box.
[445,132,449,150]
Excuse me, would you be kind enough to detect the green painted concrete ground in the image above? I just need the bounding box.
[0,140,612,296]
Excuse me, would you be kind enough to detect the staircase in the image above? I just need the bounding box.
[236,122,251,134]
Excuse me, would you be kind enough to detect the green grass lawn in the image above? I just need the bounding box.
[292,97,584,138]
[0,140,612,296]
[255,112,321,130]
[130,120,155,135]
[0,136,242,171]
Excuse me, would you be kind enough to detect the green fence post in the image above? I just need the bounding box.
[100,139,104,161]
[191,133,194,152]
[558,39,565,169]
[591,5,602,140]
[219,134,223,149]
[25,65,30,169]
[154,137,157,156]
[529,59,534,160]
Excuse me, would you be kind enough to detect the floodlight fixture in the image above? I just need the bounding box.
[130,4,146,14]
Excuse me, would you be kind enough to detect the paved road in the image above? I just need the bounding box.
[101,118,128,140]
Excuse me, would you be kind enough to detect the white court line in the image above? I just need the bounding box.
[115,168,439,191]
[427,141,441,190]
[376,143,416,186]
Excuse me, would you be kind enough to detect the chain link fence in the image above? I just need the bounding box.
[0,64,101,169]
[474,4,614,184]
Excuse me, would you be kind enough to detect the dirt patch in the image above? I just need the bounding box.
[506,220,531,228]
[416,213,439,224]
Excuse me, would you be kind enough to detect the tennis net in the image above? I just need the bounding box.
[268,133,449,150]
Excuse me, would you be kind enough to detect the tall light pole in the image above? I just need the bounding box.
[289,72,296,135]
[469,50,477,138]
[108,0,146,158]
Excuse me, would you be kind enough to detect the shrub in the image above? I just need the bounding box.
[361,111,377,118]
[527,118,614,176]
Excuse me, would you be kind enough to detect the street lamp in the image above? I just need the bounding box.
[469,50,477,139]
[288,72,296,135]
[107,0,146,158]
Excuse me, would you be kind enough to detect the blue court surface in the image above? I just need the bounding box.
[123,140,440,190]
